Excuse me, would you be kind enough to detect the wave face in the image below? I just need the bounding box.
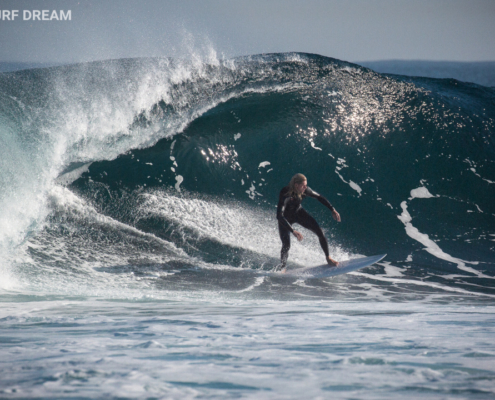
[1,53,494,299]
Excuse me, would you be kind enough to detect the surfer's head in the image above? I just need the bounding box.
[289,173,307,199]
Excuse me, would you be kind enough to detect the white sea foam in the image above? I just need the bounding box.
[379,261,406,277]
[409,187,436,199]
[356,269,495,298]
[2,299,495,398]
[333,157,363,196]
[238,276,265,292]
[349,180,362,195]
[174,175,184,191]
[397,200,490,278]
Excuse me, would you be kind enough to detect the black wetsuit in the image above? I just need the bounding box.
[276,186,335,267]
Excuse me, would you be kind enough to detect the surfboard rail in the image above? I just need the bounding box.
[277,254,386,278]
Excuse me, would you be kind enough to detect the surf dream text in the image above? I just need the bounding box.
[0,10,71,21]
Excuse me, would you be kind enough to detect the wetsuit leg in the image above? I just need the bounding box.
[278,221,291,267]
[295,208,330,257]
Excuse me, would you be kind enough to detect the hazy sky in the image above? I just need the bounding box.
[1,0,494,64]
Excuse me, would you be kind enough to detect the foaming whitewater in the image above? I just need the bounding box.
[0,55,233,286]
[1,52,495,399]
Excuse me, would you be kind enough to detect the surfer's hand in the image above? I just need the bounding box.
[293,230,303,241]
[332,210,341,222]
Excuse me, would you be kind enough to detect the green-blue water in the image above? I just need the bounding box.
[1,53,494,398]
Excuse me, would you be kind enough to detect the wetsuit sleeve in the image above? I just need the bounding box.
[305,187,335,212]
[276,190,294,232]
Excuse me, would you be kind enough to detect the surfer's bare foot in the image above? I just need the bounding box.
[326,256,339,266]
[274,264,286,272]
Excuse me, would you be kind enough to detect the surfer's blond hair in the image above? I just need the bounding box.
[289,173,307,199]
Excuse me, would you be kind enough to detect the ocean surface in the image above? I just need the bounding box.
[358,60,495,88]
[1,52,494,399]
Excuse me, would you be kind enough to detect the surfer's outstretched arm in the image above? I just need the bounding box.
[305,187,341,222]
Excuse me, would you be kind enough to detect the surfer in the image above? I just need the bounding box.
[276,173,341,271]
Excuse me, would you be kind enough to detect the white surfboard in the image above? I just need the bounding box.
[275,254,386,278]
